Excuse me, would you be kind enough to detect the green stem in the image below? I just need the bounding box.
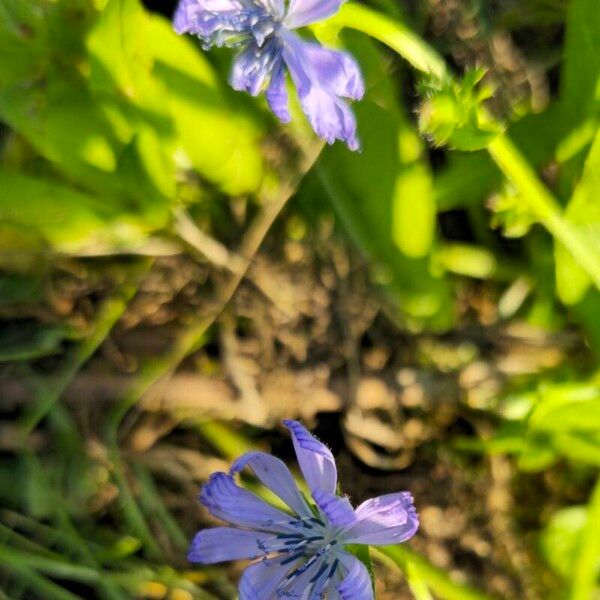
[331,2,448,80]
[1,561,83,600]
[109,448,163,561]
[0,544,99,586]
[488,134,600,292]
[20,258,153,434]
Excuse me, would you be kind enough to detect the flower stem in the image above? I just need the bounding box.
[488,134,600,292]
[332,3,448,80]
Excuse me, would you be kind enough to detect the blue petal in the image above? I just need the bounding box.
[300,42,364,100]
[173,0,262,47]
[312,489,356,527]
[239,556,299,600]
[281,32,361,150]
[283,419,338,496]
[336,552,374,600]
[339,492,419,546]
[284,0,343,29]
[230,451,310,517]
[276,552,332,598]
[230,40,280,96]
[266,60,291,123]
[188,527,279,563]
[199,472,297,532]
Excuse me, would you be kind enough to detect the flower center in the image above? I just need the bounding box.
[250,15,281,47]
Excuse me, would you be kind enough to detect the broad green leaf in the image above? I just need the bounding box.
[528,381,600,433]
[570,478,600,600]
[517,435,558,472]
[0,0,47,85]
[148,15,265,195]
[0,77,118,174]
[540,505,587,580]
[86,0,175,199]
[560,0,600,130]
[553,432,600,467]
[86,0,161,117]
[532,400,600,434]
[556,131,600,304]
[0,0,119,180]
[0,171,149,252]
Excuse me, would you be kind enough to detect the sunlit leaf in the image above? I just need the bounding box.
[555,131,600,304]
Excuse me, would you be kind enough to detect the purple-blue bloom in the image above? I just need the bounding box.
[188,420,419,599]
[173,0,365,150]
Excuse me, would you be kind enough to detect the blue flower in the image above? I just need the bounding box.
[174,0,365,150]
[188,420,419,599]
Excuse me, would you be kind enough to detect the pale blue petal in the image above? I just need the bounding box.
[277,552,331,598]
[230,40,280,96]
[230,451,310,516]
[281,32,360,150]
[336,552,374,600]
[263,0,285,19]
[283,419,337,496]
[312,489,356,527]
[239,556,299,600]
[199,472,296,532]
[284,0,343,29]
[266,60,291,123]
[301,43,364,100]
[188,527,279,563]
[340,492,419,546]
[173,0,249,41]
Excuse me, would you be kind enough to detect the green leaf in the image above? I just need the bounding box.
[86,0,163,119]
[570,477,600,600]
[556,131,600,304]
[86,0,176,199]
[517,436,558,472]
[560,0,600,131]
[552,432,600,467]
[0,171,149,253]
[0,273,43,304]
[148,15,265,195]
[528,381,600,433]
[376,546,492,600]
[0,323,69,362]
[0,77,118,175]
[540,505,587,580]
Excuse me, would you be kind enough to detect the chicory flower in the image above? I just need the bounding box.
[188,419,419,599]
[173,0,365,149]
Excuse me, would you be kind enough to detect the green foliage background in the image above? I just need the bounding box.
[0,0,599,598]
